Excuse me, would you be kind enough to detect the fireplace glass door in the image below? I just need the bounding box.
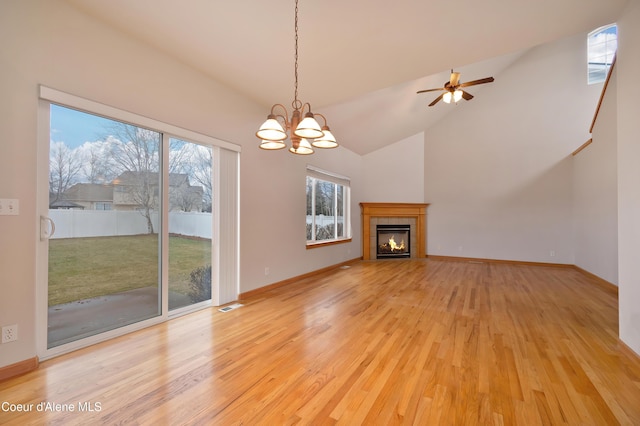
[376,224,410,258]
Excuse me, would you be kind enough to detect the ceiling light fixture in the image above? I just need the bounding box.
[443,89,463,104]
[256,0,338,155]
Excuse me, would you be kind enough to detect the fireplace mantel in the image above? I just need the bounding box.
[360,203,429,260]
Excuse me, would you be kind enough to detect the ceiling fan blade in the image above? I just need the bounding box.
[428,93,445,107]
[450,72,461,87]
[458,77,494,88]
[460,90,474,101]
[417,88,445,94]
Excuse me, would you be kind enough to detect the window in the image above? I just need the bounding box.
[306,166,351,246]
[588,24,617,84]
[95,202,112,210]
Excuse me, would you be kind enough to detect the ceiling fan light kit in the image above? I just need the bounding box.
[443,90,463,104]
[257,0,338,155]
[417,70,494,106]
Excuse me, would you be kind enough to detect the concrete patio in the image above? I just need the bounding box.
[47,287,192,347]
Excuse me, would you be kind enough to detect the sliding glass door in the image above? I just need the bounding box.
[46,105,163,348]
[168,138,213,311]
[38,87,239,359]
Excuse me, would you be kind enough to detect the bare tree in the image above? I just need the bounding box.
[82,141,117,184]
[306,178,334,216]
[109,125,159,175]
[171,185,203,212]
[186,145,212,212]
[168,138,190,174]
[49,141,83,204]
[169,141,212,212]
[101,125,201,231]
[108,124,161,233]
[316,181,335,216]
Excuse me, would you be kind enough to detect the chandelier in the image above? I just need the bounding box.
[256,0,338,155]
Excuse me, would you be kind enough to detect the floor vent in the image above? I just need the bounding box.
[218,303,243,312]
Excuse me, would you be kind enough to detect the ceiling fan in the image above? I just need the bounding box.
[417,70,494,106]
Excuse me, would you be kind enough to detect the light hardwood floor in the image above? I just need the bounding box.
[1,259,640,425]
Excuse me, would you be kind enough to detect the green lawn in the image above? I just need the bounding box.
[48,234,211,306]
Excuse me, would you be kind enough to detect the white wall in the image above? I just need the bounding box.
[617,0,640,356]
[0,0,361,368]
[573,70,618,285]
[240,146,363,293]
[361,133,425,203]
[424,33,602,263]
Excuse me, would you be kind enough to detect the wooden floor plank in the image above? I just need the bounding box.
[1,259,640,425]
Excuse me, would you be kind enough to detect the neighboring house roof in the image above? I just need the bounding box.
[57,171,204,210]
[49,199,85,209]
[54,173,204,211]
[113,171,153,186]
[113,171,192,188]
[63,183,114,202]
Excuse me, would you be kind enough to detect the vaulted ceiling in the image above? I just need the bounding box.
[64,0,627,154]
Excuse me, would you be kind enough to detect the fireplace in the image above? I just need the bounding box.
[376,224,410,258]
[360,203,429,260]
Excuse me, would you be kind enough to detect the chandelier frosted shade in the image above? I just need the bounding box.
[256,116,287,141]
[311,126,338,149]
[293,113,324,139]
[259,139,287,150]
[289,138,314,155]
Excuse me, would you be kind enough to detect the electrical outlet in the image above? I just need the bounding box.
[264,267,270,276]
[2,324,18,343]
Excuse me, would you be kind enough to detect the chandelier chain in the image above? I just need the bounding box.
[293,0,299,108]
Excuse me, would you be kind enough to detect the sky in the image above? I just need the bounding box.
[588,25,617,61]
[49,103,211,190]
[50,104,115,148]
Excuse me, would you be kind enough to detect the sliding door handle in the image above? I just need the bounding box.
[40,216,56,240]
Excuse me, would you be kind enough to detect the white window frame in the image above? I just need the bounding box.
[306,165,351,247]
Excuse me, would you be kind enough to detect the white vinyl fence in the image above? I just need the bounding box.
[49,210,212,239]
[306,215,339,227]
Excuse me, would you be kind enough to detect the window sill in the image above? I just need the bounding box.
[306,238,352,249]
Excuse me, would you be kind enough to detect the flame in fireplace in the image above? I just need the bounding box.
[387,235,405,252]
